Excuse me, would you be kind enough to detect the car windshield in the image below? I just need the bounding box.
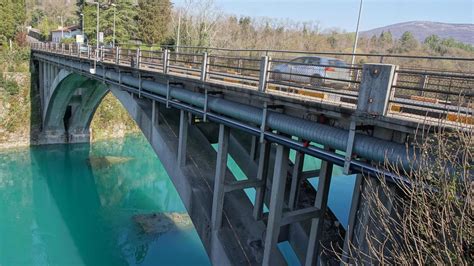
[290,58,305,64]
[306,58,321,65]
[329,59,347,67]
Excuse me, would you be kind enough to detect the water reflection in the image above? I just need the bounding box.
[0,134,210,266]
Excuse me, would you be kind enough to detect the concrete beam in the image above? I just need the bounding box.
[211,124,230,231]
[289,151,305,210]
[253,140,271,220]
[177,109,188,167]
[263,144,289,265]
[305,152,334,266]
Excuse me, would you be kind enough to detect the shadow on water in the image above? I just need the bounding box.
[28,135,208,266]
[31,143,128,265]
[29,59,42,144]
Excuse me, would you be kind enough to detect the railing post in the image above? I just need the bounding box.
[136,48,141,69]
[62,43,65,54]
[200,52,208,81]
[77,43,81,58]
[163,49,169,74]
[87,45,91,59]
[69,44,72,56]
[115,47,120,64]
[357,63,398,116]
[258,56,271,92]
[419,74,428,97]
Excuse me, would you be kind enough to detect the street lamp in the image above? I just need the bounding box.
[350,0,364,67]
[80,13,84,33]
[111,3,117,48]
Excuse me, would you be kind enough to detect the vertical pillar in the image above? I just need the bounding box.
[288,151,305,210]
[151,100,156,142]
[357,64,398,116]
[305,152,334,266]
[211,124,230,230]
[177,109,188,167]
[258,56,271,92]
[342,174,364,264]
[249,135,258,161]
[200,52,208,81]
[39,62,44,109]
[136,48,141,69]
[115,47,120,64]
[262,144,290,265]
[253,140,271,220]
[163,49,169,74]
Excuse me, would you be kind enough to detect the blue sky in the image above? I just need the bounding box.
[173,0,474,31]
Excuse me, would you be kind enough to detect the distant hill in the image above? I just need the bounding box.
[361,21,474,45]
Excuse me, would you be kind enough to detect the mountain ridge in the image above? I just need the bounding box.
[361,21,474,45]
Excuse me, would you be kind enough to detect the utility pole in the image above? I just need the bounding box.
[58,16,64,39]
[85,1,100,73]
[351,0,364,67]
[176,9,181,53]
[111,3,117,47]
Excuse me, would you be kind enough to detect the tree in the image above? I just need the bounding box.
[137,0,171,45]
[378,31,393,49]
[399,31,418,52]
[79,0,138,46]
[0,0,26,44]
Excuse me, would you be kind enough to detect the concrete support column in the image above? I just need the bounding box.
[342,174,364,264]
[305,151,334,266]
[211,124,230,231]
[39,62,44,110]
[253,140,271,220]
[262,144,290,265]
[289,151,305,210]
[249,135,258,161]
[357,64,398,116]
[177,109,188,167]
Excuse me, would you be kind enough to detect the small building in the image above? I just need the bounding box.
[51,25,82,43]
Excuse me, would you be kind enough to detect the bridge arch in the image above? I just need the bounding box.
[41,71,108,143]
[40,69,268,264]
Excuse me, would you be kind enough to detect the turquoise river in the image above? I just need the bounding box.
[0,133,355,266]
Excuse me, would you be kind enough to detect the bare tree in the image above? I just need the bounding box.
[331,122,473,265]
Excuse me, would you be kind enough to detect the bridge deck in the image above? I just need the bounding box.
[32,43,473,131]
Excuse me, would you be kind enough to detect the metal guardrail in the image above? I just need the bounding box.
[31,42,474,126]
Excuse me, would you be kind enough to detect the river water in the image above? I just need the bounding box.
[0,133,355,266]
[0,134,210,266]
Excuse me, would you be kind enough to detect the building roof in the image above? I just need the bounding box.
[51,25,81,33]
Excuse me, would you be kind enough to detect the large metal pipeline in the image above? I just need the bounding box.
[35,53,414,169]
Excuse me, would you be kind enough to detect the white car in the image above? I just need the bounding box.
[272,56,351,87]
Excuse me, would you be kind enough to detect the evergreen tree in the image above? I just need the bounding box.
[0,0,27,44]
[399,31,418,52]
[137,0,172,45]
[378,31,393,48]
[79,0,137,46]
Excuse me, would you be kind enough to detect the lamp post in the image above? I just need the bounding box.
[80,13,84,33]
[350,0,364,67]
[111,3,117,48]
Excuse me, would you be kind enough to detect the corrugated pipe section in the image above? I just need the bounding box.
[37,53,415,169]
